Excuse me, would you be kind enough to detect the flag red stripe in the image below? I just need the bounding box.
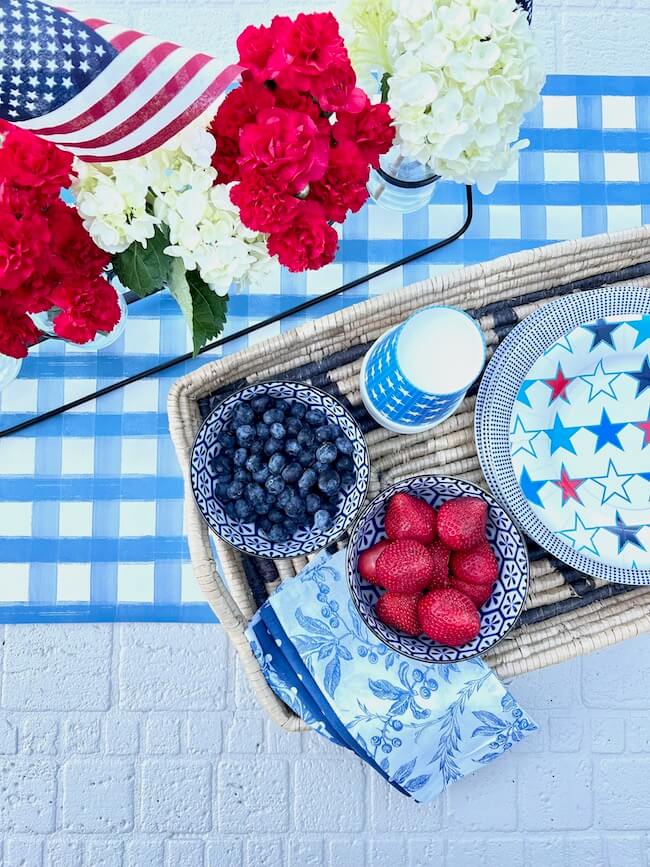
[61,53,214,149]
[77,63,241,161]
[32,41,179,135]
[108,30,145,52]
[81,17,109,27]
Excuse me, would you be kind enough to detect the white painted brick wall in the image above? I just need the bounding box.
[5,1,650,863]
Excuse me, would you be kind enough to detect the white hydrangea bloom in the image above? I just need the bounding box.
[343,0,545,193]
[72,120,273,292]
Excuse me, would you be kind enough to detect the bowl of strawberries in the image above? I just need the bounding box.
[346,475,529,663]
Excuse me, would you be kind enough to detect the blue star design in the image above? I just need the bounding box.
[510,416,541,458]
[585,408,626,452]
[592,460,634,506]
[516,380,536,408]
[519,466,547,507]
[559,514,600,556]
[583,318,621,350]
[579,359,620,402]
[604,511,646,554]
[629,314,650,349]
[544,413,580,456]
[629,356,650,398]
[543,334,574,356]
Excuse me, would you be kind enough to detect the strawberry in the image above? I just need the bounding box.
[375,592,422,636]
[437,496,488,551]
[375,540,434,593]
[418,589,481,647]
[450,543,498,585]
[385,492,437,545]
[453,578,493,608]
[428,540,451,589]
[358,539,392,584]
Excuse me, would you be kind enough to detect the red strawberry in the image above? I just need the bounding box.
[418,589,481,647]
[437,496,488,551]
[375,540,434,593]
[450,543,498,585]
[453,578,493,608]
[428,540,451,589]
[358,539,392,584]
[385,492,437,545]
[376,592,422,636]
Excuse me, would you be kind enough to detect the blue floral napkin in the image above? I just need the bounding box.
[246,550,537,803]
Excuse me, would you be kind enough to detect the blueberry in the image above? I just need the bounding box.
[258,516,272,536]
[265,475,285,496]
[234,403,254,425]
[285,439,301,457]
[299,448,316,467]
[267,453,285,475]
[298,468,317,494]
[245,454,263,474]
[341,472,356,491]
[245,482,265,504]
[263,408,284,425]
[236,424,255,446]
[249,439,264,455]
[256,422,270,439]
[315,425,331,443]
[285,417,302,436]
[254,498,271,515]
[284,495,306,519]
[251,395,270,414]
[224,501,238,520]
[297,428,314,447]
[316,442,337,464]
[269,422,286,440]
[318,469,340,496]
[338,455,354,472]
[226,480,244,499]
[314,509,332,530]
[277,488,292,510]
[264,438,283,456]
[305,493,321,514]
[283,519,298,537]
[276,399,290,412]
[233,468,249,483]
[220,431,237,450]
[234,499,254,522]
[314,460,330,474]
[268,508,284,524]
[211,454,232,475]
[305,409,325,426]
[289,401,306,418]
[214,481,231,499]
[268,524,287,543]
[281,462,302,484]
[252,466,270,484]
[335,436,353,455]
[233,447,248,467]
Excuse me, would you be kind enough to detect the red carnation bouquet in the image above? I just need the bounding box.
[0,121,120,359]
[210,12,395,272]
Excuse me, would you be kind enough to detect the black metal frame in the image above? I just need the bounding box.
[0,186,473,439]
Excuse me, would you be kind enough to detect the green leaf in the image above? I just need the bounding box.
[187,270,229,357]
[112,225,172,297]
[380,71,391,104]
[167,259,194,331]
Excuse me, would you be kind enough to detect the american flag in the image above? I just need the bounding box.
[0,0,242,161]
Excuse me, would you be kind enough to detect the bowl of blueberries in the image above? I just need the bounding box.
[190,380,371,559]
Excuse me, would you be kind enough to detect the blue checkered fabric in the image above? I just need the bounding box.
[1,75,649,623]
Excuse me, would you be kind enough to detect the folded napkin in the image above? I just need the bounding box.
[246,550,537,803]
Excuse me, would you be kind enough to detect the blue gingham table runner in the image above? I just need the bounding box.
[246,550,537,802]
[1,75,649,623]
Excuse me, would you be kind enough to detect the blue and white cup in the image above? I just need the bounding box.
[360,305,486,434]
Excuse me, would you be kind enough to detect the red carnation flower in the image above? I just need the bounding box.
[273,89,330,134]
[0,123,72,200]
[334,100,395,169]
[48,200,111,279]
[310,141,370,223]
[238,108,329,194]
[267,200,338,271]
[211,136,241,184]
[0,296,39,359]
[210,81,276,141]
[0,209,49,292]
[230,173,299,233]
[274,13,351,99]
[49,276,120,345]
[236,17,293,84]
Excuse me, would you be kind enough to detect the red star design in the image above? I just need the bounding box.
[552,466,585,504]
[544,364,573,403]
[635,414,650,447]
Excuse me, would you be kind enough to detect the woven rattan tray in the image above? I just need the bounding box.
[169,226,650,730]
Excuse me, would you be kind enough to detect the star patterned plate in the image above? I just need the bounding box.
[346,475,529,663]
[475,288,650,584]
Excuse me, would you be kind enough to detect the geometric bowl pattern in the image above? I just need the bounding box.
[346,475,529,663]
[191,380,371,559]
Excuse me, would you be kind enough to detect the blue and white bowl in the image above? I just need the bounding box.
[346,475,530,663]
[191,380,370,559]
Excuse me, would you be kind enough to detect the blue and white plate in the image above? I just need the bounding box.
[346,475,529,663]
[191,381,370,559]
[476,287,650,584]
